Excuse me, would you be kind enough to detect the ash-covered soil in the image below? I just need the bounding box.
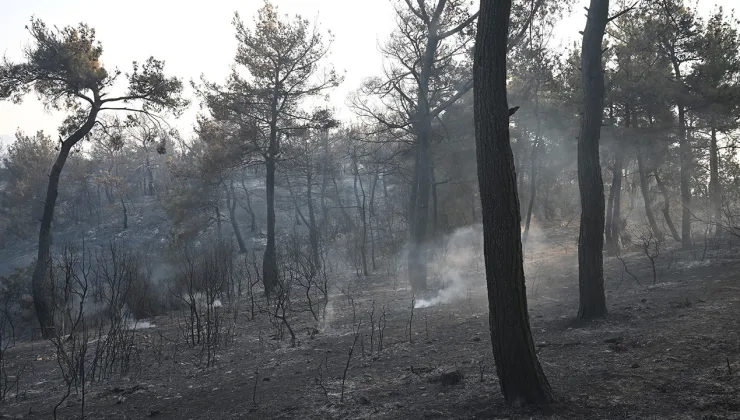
[0,237,739,420]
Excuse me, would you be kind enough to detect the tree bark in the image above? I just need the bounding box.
[239,176,257,233]
[654,169,681,242]
[263,157,278,294]
[576,0,609,320]
[522,106,541,248]
[671,58,692,249]
[608,106,630,253]
[226,182,248,253]
[636,146,662,241]
[474,0,553,406]
[605,168,615,246]
[31,105,100,337]
[351,154,369,277]
[709,126,722,236]
[408,137,431,291]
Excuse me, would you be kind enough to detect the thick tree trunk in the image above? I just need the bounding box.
[709,126,722,236]
[654,169,681,242]
[32,106,99,337]
[474,0,553,406]
[576,0,609,320]
[636,148,662,241]
[263,157,278,294]
[408,138,431,291]
[227,182,248,253]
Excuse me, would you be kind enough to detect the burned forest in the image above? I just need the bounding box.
[1,0,740,418]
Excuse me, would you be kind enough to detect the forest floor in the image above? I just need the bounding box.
[1,230,739,419]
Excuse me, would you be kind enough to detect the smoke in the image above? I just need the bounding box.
[414,225,484,309]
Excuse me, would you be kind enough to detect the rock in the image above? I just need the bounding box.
[631,363,640,369]
[357,395,371,405]
[440,369,464,386]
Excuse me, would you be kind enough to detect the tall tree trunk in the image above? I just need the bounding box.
[672,61,692,248]
[239,176,257,233]
[407,9,444,292]
[331,174,353,232]
[409,137,431,291]
[522,110,541,247]
[351,155,369,277]
[636,147,662,240]
[608,106,630,253]
[227,182,248,253]
[474,0,553,405]
[576,0,609,320]
[369,170,379,271]
[215,202,222,240]
[263,157,278,294]
[32,106,99,337]
[119,193,128,230]
[709,126,722,236]
[145,153,155,196]
[305,170,321,275]
[609,146,624,253]
[654,169,681,242]
[320,129,331,237]
[605,169,615,246]
[431,162,438,238]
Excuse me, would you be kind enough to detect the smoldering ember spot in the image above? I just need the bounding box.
[1,0,740,418]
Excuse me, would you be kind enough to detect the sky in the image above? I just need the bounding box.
[0,0,736,141]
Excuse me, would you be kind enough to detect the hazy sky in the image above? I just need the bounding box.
[0,0,735,139]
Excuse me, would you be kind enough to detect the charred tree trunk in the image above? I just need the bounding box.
[637,147,662,241]
[431,163,438,238]
[408,137,431,291]
[671,60,692,249]
[709,126,722,236]
[320,129,331,237]
[263,157,278,295]
[351,155,369,277]
[226,182,248,253]
[145,153,155,196]
[239,176,257,233]
[605,169,615,246]
[654,169,681,242]
[32,105,100,337]
[522,105,541,248]
[474,0,553,405]
[576,0,609,320]
[215,203,222,240]
[306,170,321,275]
[120,193,128,230]
[369,170,379,270]
[609,146,624,253]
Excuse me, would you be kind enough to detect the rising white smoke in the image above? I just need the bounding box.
[414,225,484,308]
